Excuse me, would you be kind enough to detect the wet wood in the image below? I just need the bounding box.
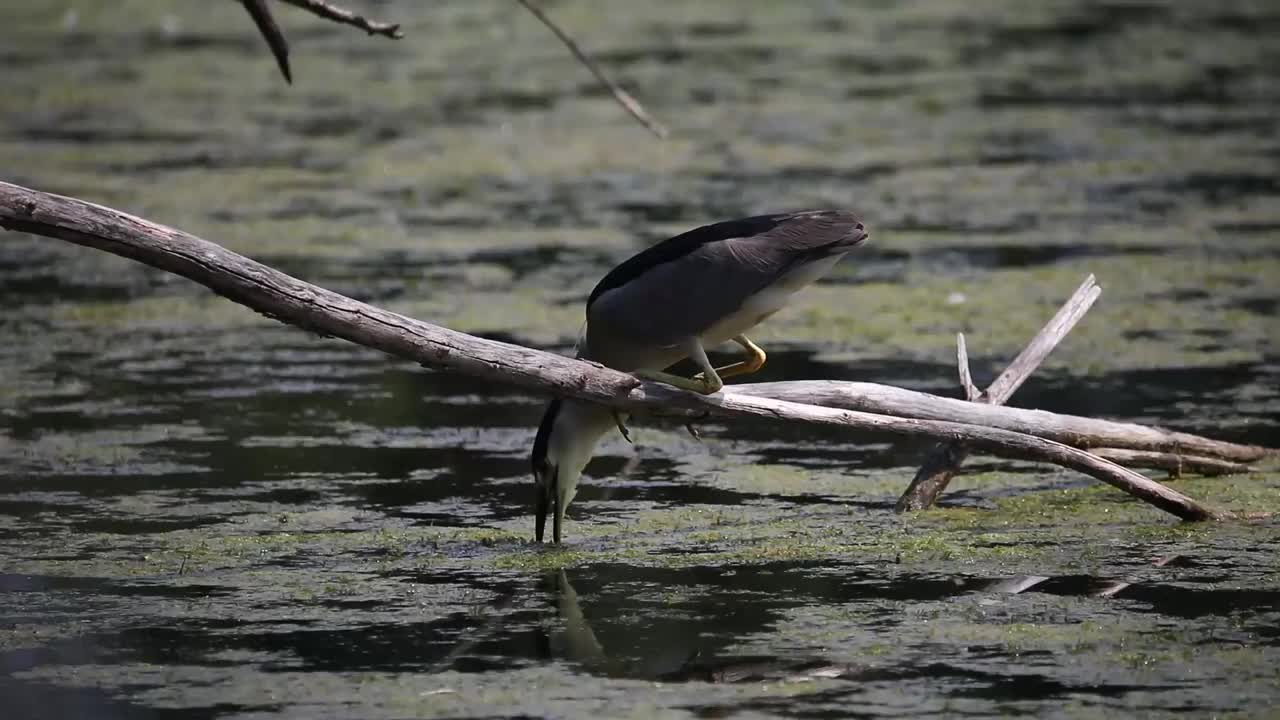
[0,180,1256,523]
[895,275,1102,511]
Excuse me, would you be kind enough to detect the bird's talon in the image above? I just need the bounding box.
[685,423,701,440]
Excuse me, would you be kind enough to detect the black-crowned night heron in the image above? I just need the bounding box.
[531,210,868,543]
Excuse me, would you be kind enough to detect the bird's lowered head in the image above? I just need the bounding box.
[531,398,617,543]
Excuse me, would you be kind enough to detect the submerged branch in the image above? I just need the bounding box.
[0,179,1251,523]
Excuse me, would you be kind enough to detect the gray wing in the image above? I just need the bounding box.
[586,211,862,349]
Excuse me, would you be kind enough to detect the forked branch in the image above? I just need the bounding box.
[897,275,1103,511]
[238,0,403,83]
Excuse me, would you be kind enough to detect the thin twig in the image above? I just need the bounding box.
[238,0,402,83]
[896,275,1102,512]
[515,0,669,139]
[276,0,403,37]
[988,274,1102,406]
[956,332,980,402]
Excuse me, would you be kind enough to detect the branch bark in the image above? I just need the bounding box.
[897,275,1102,511]
[0,180,1251,523]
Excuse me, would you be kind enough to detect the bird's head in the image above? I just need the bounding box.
[531,398,615,544]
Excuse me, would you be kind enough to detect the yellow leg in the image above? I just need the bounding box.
[633,369,708,393]
[711,334,767,380]
[633,339,723,394]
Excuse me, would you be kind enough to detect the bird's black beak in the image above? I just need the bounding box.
[534,464,558,544]
[535,487,548,544]
[553,494,562,545]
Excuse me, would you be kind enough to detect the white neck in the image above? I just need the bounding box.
[548,399,617,509]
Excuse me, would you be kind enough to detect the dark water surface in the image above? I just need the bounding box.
[2,1,1279,717]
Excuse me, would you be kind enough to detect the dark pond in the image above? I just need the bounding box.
[1,1,1278,717]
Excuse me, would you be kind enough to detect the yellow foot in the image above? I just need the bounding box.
[632,369,722,395]
[712,334,768,381]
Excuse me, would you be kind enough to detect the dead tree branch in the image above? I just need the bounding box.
[515,0,669,139]
[989,275,1102,403]
[896,275,1102,511]
[235,0,666,141]
[956,332,980,402]
[276,0,404,37]
[238,0,403,83]
[0,180,1253,523]
[728,382,1267,465]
